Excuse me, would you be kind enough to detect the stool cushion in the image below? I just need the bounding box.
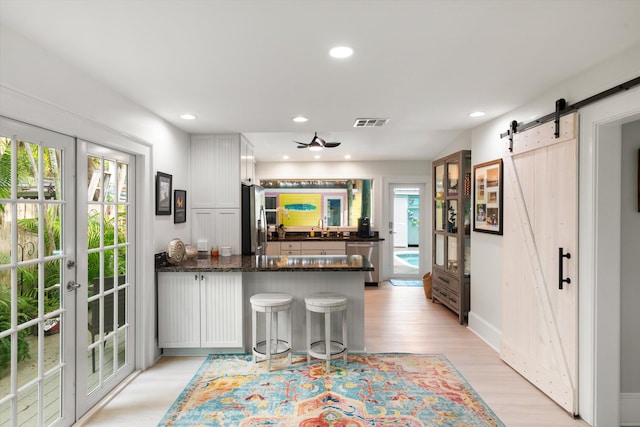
[250,293,293,308]
[305,292,347,310]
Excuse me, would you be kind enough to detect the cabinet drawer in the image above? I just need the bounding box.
[281,250,301,255]
[280,241,301,251]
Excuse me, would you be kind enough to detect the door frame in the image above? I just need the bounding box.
[579,87,640,426]
[382,177,430,281]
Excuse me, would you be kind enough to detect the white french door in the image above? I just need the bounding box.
[500,113,579,414]
[0,117,76,426]
[74,141,135,416]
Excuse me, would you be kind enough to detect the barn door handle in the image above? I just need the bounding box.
[558,247,571,290]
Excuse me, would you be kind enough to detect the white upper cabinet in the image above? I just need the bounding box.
[190,134,241,208]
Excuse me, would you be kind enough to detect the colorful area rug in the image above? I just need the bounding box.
[389,279,424,287]
[158,353,504,427]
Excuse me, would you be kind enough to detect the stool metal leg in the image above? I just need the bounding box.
[287,306,292,365]
[306,308,311,364]
[266,308,272,372]
[342,308,348,364]
[252,307,257,364]
[325,311,331,373]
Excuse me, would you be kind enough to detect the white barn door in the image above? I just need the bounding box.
[501,113,579,414]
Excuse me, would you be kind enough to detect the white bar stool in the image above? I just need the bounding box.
[304,292,348,373]
[250,293,293,372]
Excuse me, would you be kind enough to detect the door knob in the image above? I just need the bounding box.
[66,280,81,291]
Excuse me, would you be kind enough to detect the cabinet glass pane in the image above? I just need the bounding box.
[447,236,458,273]
[435,234,444,267]
[464,238,470,276]
[447,161,459,196]
[435,164,445,197]
[435,200,445,231]
[447,200,458,233]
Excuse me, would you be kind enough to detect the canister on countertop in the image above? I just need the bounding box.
[220,246,232,257]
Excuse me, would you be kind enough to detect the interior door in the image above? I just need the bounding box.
[75,141,135,416]
[0,117,76,426]
[388,183,424,279]
[501,113,578,414]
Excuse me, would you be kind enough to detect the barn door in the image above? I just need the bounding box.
[500,113,578,414]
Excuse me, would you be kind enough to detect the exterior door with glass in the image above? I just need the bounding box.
[74,141,135,416]
[0,117,76,426]
[388,183,424,279]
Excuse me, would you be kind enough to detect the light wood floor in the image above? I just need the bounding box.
[79,284,590,427]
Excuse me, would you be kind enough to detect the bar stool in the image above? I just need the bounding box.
[250,293,293,372]
[304,292,348,373]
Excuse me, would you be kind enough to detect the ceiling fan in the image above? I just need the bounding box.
[294,132,341,151]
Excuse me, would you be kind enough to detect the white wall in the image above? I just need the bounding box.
[621,120,640,394]
[0,25,191,368]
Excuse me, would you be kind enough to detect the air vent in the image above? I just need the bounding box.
[353,118,390,127]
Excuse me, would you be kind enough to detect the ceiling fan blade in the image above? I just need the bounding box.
[294,140,308,146]
[297,145,309,149]
[324,142,341,148]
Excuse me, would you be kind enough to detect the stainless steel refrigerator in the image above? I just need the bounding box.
[242,184,267,255]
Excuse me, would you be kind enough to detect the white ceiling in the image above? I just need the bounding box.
[1,0,639,162]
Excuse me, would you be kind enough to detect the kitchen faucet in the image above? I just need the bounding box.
[318,218,325,236]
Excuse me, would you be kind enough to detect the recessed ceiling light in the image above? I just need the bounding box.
[292,116,308,123]
[469,111,485,118]
[283,155,289,160]
[344,154,351,159]
[329,46,354,59]
[180,113,196,120]
[314,155,321,159]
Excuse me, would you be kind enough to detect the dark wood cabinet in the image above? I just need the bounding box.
[432,150,471,324]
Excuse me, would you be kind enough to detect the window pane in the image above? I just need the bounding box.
[88,156,101,202]
[43,204,61,256]
[45,146,62,202]
[117,162,128,202]
[117,205,127,244]
[87,205,101,250]
[104,159,116,203]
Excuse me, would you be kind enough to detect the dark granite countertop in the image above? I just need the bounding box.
[156,254,374,273]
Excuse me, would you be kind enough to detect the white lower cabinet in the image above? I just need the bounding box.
[158,272,243,348]
[300,241,346,255]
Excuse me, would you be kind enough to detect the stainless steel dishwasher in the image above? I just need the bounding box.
[346,241,379,284]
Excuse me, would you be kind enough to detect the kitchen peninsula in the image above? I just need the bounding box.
[156,254,373,355]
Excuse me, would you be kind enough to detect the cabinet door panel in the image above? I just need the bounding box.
[158,273,201,347]
[191,134,240,208]
[201,273,243,347]
[214,209,241,254]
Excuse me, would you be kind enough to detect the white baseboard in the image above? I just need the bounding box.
[621,393,640,427]
[467,311,501,353]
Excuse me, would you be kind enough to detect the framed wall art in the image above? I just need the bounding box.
[155,172,172,215]
[174,189,187,223]
[473,159,503,235]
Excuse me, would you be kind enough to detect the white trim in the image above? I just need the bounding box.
[467,311,501,352]
[579,86,640,426]
[621,393,640,427]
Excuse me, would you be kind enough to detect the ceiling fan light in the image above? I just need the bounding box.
[308,145,323,151]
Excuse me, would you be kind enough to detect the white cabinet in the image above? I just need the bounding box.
[240,135,255,185]
[190,134,241,209]
[192,208,241,254]
[280,241,301,255]
[157,272,201,347]
[265,242,280,255]
[158,272,243,348]
[300,241,346,255]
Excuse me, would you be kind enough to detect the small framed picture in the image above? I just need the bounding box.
[174,190,187,224]
[155,172,172,215]
[473,159,503,235]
